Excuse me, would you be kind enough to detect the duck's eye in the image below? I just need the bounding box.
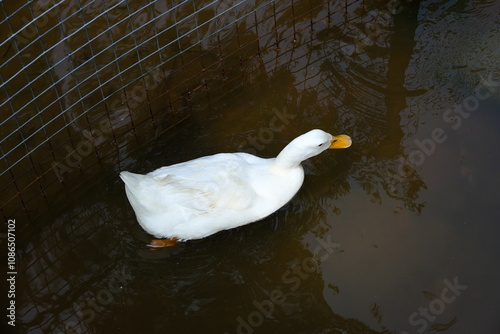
[318,143,323,147]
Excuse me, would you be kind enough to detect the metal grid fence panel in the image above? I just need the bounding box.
[0,0,384,221]
[0,0,414,332]
[0,0,268,219]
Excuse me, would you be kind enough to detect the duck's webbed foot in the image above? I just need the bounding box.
[147,238,179,248]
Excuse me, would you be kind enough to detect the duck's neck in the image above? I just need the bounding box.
[273,144,304,170]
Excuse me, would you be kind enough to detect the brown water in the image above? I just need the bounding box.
[7,0,500,333]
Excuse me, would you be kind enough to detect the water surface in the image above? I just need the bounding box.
[11,0,500,333]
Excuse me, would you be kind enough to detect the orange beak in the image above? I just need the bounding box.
[328,134,352,149]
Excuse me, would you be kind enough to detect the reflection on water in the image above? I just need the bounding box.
[10,0,500,333]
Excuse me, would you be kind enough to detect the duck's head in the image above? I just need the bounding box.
[275,129,352,169]
[292,129,352,157]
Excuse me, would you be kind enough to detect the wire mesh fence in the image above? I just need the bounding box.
[0,0,402,221]
[0,0,417,332]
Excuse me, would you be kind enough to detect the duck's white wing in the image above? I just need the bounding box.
[145,153,264,216]
[155,154,256,214]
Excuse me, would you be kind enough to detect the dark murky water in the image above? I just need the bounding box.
[10,0,500,333]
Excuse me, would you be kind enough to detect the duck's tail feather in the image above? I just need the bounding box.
[120,171,146,188]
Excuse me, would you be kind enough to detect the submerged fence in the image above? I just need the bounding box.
[0,0,419,332]
[0,0,391,220]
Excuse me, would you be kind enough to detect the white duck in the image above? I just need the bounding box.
[120,129,351,247]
